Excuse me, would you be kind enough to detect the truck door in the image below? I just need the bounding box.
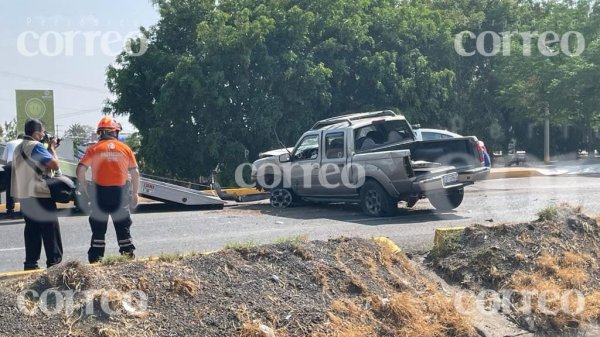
[290,134,321,196]
[318,131,352,196]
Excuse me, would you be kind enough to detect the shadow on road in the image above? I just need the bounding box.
[0,203,224,225]
[231,202,466,226]
[133,203,223,214]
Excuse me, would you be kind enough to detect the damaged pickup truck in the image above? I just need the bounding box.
[251,110,490,216]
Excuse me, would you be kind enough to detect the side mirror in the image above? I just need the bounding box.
[279,153,291,163]
[412,124,421,129]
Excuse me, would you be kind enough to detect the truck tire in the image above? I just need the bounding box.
[360,180,397,217]
[270,188,294,208]
[428,187,464,212]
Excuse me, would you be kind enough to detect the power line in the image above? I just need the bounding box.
[0,70,108,94]
[56,108,101,119]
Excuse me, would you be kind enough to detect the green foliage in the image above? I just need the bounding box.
[2,119,18,142]
[537,205,559,221]
[273,235,309,245]
[108,0,600,183]
[430,231,463,258]
[108,0,457,184]
[64,123,95,149]
[157,252,185,262]
[101,254,132,265]
[224,240,257,250]
[124,132,142,156]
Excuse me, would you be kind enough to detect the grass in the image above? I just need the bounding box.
[272,235,308,245]
[101,255,132,266]
[429,230,463,258]
[537,205,559,221]
[158,252,185,262]
[224,240,257,250]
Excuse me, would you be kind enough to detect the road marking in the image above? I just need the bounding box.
[0,247,24,252]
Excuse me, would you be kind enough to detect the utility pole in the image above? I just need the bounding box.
[544,103,550,165]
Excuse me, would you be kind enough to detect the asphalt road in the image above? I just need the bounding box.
[1,176,599,273]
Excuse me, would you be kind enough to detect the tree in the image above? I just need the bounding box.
[494,0,600,155]
[64,123,95,149]
[2,119,18,142]
[108,0,456,183]
[107,0,600,183]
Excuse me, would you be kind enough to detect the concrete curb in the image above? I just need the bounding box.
[433,227,466,251]
[0,269,43,280]
[486,168,544,180]
[372,237,402,254]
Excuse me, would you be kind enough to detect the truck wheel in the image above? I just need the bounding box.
[360,180,397,217]
[270,188,294,208]
[428,187,464,212]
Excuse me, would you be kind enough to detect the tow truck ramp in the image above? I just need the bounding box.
[59,159,225,207]
[138,177,224,206]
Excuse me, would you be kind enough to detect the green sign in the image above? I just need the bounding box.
[16,90,55,135]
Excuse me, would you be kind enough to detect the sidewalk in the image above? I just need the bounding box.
[487,161,600,179]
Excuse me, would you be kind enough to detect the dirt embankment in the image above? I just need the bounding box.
[0,238,476,337]
[430,205,600,334]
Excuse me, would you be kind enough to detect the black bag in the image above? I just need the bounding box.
[20,148,75,203]
[45,175,76,203]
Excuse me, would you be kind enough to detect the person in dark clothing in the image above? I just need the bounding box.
[11,119,63,270]
[3,134,24,217]
[76,117,139,263]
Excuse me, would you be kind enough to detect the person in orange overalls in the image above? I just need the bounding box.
[76,117,139,263]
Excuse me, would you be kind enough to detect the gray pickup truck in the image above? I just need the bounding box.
[251,110,489,216]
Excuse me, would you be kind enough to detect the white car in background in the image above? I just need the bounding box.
[413,128,462,141]
[413,128,491,168]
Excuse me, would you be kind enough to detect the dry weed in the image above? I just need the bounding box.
[536,254,559,274]
[555,267,588,289]
[561,252,590,268]
[95,326,120,337]
[172,277,199,297]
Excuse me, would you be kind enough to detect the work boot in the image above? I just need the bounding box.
[88,255,103,264]
[121,251,135,259]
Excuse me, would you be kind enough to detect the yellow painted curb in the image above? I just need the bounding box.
[0,269,43,280]
[373,237,402,254]
[486,168,543,180]
[220,188,263,196]
[0,203,20,212]
[433,227,465,251]
[0,251,218,281]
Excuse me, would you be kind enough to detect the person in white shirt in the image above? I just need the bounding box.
[2,134,24,215]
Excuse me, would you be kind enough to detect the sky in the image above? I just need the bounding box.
[0,0,160,135]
